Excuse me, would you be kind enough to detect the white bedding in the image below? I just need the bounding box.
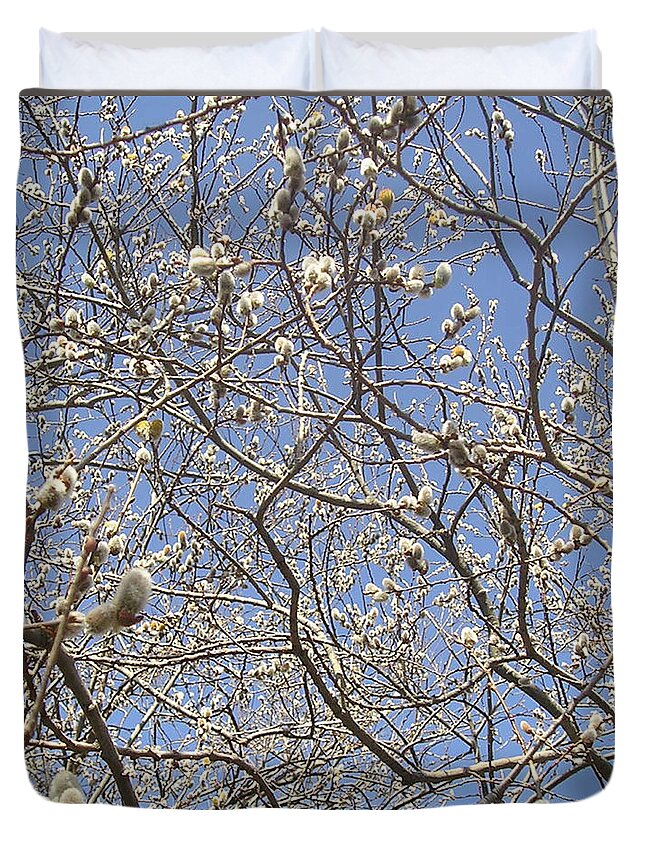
[39,29,317,90]
[39,30,602,91]
[321,30,601,89]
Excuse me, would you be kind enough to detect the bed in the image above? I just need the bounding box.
[19,31,615,809]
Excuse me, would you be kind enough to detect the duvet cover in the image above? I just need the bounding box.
[18,92,616,808]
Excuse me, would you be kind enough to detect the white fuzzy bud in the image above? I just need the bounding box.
[59,788,86,804]
[434,262,453,288]
[85,602,119,636]
[441,419,459,439]
[78,167,95,189]
[249,291,264,309]
[284,147,305,183]
[319,255,337,276]
[135,447,152,467]
[570,524,584,541]
[112,567,152,618]
[580,726,597,746]
[360,158,378,181]
[417,485,433,505]
[409,264,425,281]
[275,337,295,359]
[368,116,384,135]
[236,294,254,317]
[409,542,423,562]
[336,128,351,150]
[460,627,478,648]
[448,440,470,470]
[589,713,603,732]
[49,769,85,803]
[411,429,441,453]
[189,253,217,278]
[274,188,292,214]
[450,303,465,321]
[92,540,110,567]
[471,444,488,464]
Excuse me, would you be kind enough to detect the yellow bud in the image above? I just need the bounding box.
[134,419,151,440]
[148,419,163,442]
[451,344,466,358]
[378,188,395,211]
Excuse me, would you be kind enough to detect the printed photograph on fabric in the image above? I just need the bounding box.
[18,93,615,808]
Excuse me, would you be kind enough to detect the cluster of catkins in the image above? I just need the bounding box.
[560,380,587,423]
[87,519,126,572]
[363,577,400,603]
[380,261,453,297]
[47,303,102,358]
[302,254,337,296]
[530,543,553,590]
[460,627,478,649]
[491,108,515,148]
[399,538,428,575]
[439,343,474,373]
[356,190,393,235]
[352,205,381,247]
[36,465,79,512]
[66,167,100,228]
[441,301,481,338]
[236,290,265,327]
[492,406,523,442]
[124,301,158,348]
[394,485,434,519]
[125,356,157,379]
[427,207,459,230]
[366,96,421,139]
[529,523,593,589]
[580,713,604,747]
[249,659,291,679]
[301,109,324,146]
[410,420,488,471]
[84,567,152,635]
[325,127,350,193]
[234,397,267,425]
[548,524,593,561]
[209,364,233,406]
[48,769,86,804]
[273,113,297,147]
[188,246,220,278]
[274,336,295,367]
[499,504,519,544]
[573,631,591,661]
[211,271,236,327]
[190,240,251,281]
[271,146,306,230]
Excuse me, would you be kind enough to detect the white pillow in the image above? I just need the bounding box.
[40,29,316,91]
[321,30,601,90]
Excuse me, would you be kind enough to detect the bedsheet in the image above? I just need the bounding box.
[18,92,616,808]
